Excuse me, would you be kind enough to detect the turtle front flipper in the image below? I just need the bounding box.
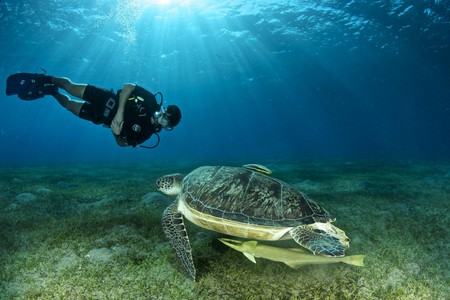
[162,200,196,280]
[289,223,349,257]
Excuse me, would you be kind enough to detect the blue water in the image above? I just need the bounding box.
[1,0,449,165]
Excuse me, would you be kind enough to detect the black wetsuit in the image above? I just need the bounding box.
[79,85,160,147]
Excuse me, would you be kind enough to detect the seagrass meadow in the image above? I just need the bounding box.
[0,160,448,299]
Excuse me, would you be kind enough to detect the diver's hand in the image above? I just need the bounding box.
[111,116,124,135]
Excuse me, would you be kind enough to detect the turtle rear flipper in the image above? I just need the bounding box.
[289,223,349,257]
[162,201,196,280]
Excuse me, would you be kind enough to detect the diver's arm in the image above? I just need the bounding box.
[111,83,136,135]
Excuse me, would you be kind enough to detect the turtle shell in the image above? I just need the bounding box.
[181,166,334,227]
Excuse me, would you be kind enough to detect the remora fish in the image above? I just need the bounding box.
[219,238,365,268]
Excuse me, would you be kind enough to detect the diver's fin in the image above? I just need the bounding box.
[6,73,45,95]
[6,73,55,100]
[18,84,58,100]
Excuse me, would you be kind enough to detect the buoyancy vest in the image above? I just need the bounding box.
[121,85,161,147]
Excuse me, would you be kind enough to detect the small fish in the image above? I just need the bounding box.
[219,238,366,268]
[242,164,272,175]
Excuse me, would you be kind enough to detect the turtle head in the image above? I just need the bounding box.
[156,173,184,196]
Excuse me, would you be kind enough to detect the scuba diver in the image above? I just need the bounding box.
[6,72,181,148]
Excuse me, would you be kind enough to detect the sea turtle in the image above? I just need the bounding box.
[156,165,349,280]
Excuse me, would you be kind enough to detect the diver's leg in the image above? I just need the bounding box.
[51,77,87,100]
[52,93,84,116]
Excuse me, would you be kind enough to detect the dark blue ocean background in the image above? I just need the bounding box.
[1,0,449,165]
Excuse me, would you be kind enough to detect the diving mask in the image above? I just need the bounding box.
[155,108,173,131]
